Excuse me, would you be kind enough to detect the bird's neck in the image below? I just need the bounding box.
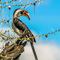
[13,16,19,19]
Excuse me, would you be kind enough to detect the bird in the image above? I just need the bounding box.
[12,9,38,60]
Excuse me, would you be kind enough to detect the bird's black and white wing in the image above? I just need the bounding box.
[12,18,36,42]
[13,18,28,31]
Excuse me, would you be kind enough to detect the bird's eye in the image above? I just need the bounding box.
[20,11,24,14]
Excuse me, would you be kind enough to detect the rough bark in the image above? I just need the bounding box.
[0,40,27,60]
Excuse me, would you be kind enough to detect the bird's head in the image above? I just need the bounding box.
[13,9,30,20]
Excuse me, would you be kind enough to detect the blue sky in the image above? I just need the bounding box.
[19,0,60,44]
[0,0,60,44]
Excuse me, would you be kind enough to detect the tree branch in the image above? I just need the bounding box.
[0,40,27,60]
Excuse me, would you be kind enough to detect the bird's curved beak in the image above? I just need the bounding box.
[22,10,30,20]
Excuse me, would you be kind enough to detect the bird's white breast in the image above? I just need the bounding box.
[12,20,22,36]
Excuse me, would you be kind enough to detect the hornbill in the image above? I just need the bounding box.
[12,9,38,60]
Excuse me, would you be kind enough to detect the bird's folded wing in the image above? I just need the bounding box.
[13,18,28,31]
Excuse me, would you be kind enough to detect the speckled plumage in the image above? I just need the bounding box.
[12,18,36,42]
